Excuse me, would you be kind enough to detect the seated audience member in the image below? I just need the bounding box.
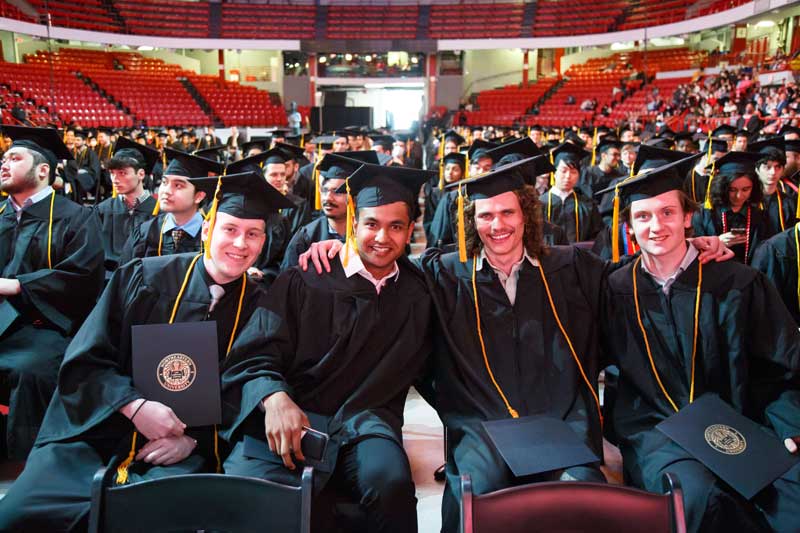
[0,171,292,531]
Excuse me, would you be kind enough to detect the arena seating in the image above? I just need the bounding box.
[462,81,558,126]
[219,3,315,39]
[533,0,625,37]
[186,74,286,127]
[617,0,696,31]
[0,61,131,128]
[114,0,209,38]
[429,3,524,39]
[601,76,694,127]
[326,5,418,40]
[25,0,123,33]
[0,84,54,126]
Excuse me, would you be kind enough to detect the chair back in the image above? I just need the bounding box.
[89,466,312,533]
[461,472,685,533]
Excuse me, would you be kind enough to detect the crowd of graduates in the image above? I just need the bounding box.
[0,106,797,533]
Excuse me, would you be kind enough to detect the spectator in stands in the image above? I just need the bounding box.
[64,129,101,203]
[692,151,771,264]
[0,126,104,459]
[119,150,220,263]
[731,129,749,152]
[222,165,432,533]
[0,172,288,532]
[602,161,800,533]
[619,142,637,176]
[287,102,302,137]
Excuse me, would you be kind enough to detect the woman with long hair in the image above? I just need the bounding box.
[692,151,772,263]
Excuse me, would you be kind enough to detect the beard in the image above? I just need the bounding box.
[1,165,40,195]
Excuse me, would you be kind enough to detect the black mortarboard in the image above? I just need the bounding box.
[317,152,378,180]
[226,148,286,175]
[193,145,226,162]
[112,136,159,174]
[656,393,799,499]
[780,125,800,137]
[748,137,786,164]
[597,157,696,209]
[442,129,466,146]
[267,127,291,137]
[596,138,621,154]
[786,139,800,153]
[630,144,702,176]
[241,138,271,156]
[485,137,540,162]
[274,141,306,161]
[482,416,599,477]
[442,152,467,169]
[704,137,729,154]
[551,142,591,168]
[192,171,294,224]
[713,151,761,176]
[370,135,395,150]
[467,139,499,159]
[563,130,587,147]
[644,136,675,150]
[335,164,432,210]
[2,126,73,180]
[310,135,337,150]
[712,124,737,137]
[529,124,544,132]
[163,148,223,178]
[446,155,540,200]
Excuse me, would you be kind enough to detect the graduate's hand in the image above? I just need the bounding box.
[136,435,197,465]
[262,391,308,470]
[131,401,186,440]
[298,240,342,274]
[718,232,748,247]
[247,267,264,280]
[0,278,21,296]
[688,236,736,263]
[785,436,799,454]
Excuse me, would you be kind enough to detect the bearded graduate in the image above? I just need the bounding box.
[0,171,293,531]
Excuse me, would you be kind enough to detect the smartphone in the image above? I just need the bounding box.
[301,426,329,462]
[731,228,747,235]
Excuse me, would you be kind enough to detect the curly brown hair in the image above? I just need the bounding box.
[463,184,547,259]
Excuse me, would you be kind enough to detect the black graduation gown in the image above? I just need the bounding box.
[118,212,203,265]
[540,190,604,243]
[0,254,264,531]
[282,192,312,236]
[94,195,157,275]
[684,169,711,206]
[292,163,315,205]
[423,178,446,239]
[579,165,623,198]
[418,247,607,532]
[691,205,771,264]
[251,212,292,286]
[752,222,800,324]
[591,223,639,262]
[63,146,101,202]
[280,216,345,271]
[760,189,798,235]
[603,257,800,533]
[220,255,432,490]
[0,193,104,458]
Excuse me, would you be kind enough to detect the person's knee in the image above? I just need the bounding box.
[359,461,415,507]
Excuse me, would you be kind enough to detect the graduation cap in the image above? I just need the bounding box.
[674,132,697,148]
[563,130,587,148]
[711,124,737,138]
[747,137,786,164]
[309,135,338,151]
[334,164,433,266]
[595,138,621,154]
[629,144,701,177]
[551,142,591,168]
[712,150,761,176]
[700,137,729,155]
[529,124,544,132]
[644,136,675,150]
[442,129,466,147]
[164,148,223,178]
[193,145,226,162]
[467,139,499,159]
[241,138,271,156]
[226,148,286,175]
[2,125,73,180]
[785,139,800,153]
[316,153,365,179]
[370,135,396,150]
[267,127,291,138]
[274,141,306,161]
[442,152,467,169]
[111,136,159,174]
[485,137,541,163]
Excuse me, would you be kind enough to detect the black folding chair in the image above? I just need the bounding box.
[89,465,313,533]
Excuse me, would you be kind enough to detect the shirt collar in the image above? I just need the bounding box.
[640,243,699,287]
[339,242,400,294]
[476,247,539,272]
[162,211,204,237]
[9,186,54,213]
[120,191,151,209]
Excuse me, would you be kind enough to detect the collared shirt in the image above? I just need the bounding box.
[476,248,539,306]
[120,191,152,212]
[552,188,574,202]
[339,242,399,294]
[640,244,699,296]
[9,186,54,221]
[162,211,204,238]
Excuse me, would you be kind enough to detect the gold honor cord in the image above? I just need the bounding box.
[795,224,800,316]
[690,167,697,203]
[546,192,579,240]
[117,254,247,483]
[469,255,603,426]
[631,256,702,413]
[437,135,445,190]
[46,190,55,269]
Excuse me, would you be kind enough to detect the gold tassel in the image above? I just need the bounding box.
[112,185,118,199]
[590,127,598,167]
[464,153,470,179]
[704,161,715,209]
[151,199,160,216]
[115,431,138,485]
[437,135,445,190]
[457,183,467,263]
[611,186,621,263]
[549,150,555,187]
[796,194,800,220]
[204,176,224,258]
[300,133,305,148]
[343,178,356,268]
[313,151,322,210]
[527,126,531,137]
[690,167,697,202]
